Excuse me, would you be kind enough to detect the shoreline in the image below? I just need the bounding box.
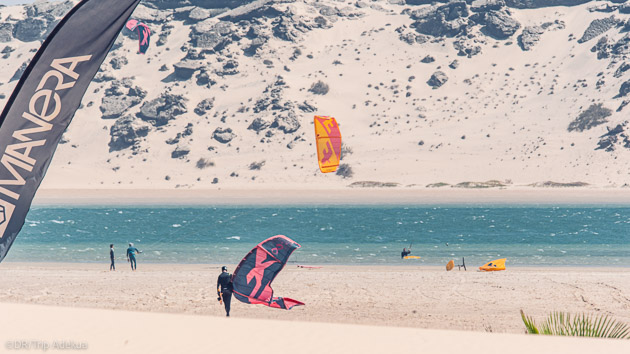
[32,187,630,206]
[4,261,630,270]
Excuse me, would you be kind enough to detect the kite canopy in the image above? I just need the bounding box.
[479,258,506,271]
[125,19,151,54]
[231,235,304,310]
[314,115,342,173]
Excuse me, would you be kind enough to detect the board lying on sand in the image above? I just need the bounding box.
[446,260,455,271]
[403,256,421,259]
[479,258,506,271]
[297,265,323,269]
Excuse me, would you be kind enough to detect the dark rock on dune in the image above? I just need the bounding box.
[427,71,448,88]
[271,111,300,133]
[272,16,303,42]
[619,79,630,97]
[413,2,470,38]
[189,7,211,21]
[194,98,215,116]
[596,123,630,152]
[578,16,618,43]
[212,127,236,143]
[248,117,273,132]
[611,33,630,57]
[620,4,630,14]
[504,0,590,9]
[190,20,234,50]
[10,60,29,82]
[298,101,317,112]
[100,96,142,119]
[518,25,544,50]
[109,116,150,152]
[421,55,435,63]
[190,0,257,10]
[216,59,239,76]
[0,23,13,42]
[138,93,188,127]
[110,56,128,70]
[615,63,630,78]
[483,10,520,39]
[405,0,449,5]
[24,0,73,17]
[171,145,190,159]
[94,75,116,84]
[449,59,459,69]
[173,60,202,80]
[471,0,506,13]
[253,76,288,113]
[195,68,217,87]
[454,37,482,57]
[13,18,48,42]
[591,36,611,59]
[1,45,14,59]
[617,100,630,112]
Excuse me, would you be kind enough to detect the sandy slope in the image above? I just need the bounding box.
[2,301,629,354]
[1,1,630,191]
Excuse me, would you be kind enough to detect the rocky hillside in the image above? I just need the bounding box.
[1,0,630,190]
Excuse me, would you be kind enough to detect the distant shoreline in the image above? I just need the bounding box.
[3,262,630,270]
[32,188,630,206]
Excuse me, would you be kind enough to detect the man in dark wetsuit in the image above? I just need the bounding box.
[126,243,142,271]
[401,247,412,259]
[110,244,115,271]
[217,266,233,317]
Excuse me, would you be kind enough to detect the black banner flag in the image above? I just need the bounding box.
[0,0,142,262]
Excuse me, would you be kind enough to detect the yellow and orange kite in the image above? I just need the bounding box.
[314,115,342,173]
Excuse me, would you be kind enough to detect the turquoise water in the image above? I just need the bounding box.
[4,206,630,266]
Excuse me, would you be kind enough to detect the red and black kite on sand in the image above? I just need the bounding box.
[232,235,304,310]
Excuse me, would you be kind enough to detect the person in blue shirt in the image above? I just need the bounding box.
[126,243,142,271]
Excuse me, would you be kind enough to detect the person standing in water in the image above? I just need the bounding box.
[217,266,233,317]
[401,247,411,259]
[126,243,142,271]
[109,244,115,271]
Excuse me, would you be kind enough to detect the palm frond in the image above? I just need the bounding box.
[520,310,630,339]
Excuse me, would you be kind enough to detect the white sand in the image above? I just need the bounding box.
[1,263,630,334]
[31,187,630,206]
[1,301,629,354]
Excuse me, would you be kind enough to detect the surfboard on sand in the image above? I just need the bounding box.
[297,265,323,269]
[446,259,454,271]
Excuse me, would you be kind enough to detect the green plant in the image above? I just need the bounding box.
[520,310,630,339]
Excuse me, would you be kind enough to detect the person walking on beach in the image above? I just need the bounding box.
[126,243,142,271]
[217,266,233,317]
[109,244,115,271]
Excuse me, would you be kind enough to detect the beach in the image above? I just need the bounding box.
[2,263,630,332]
[31,187,630,206]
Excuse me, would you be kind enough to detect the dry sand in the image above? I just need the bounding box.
[3,302,630,354]
[32,187,630,206]
[2,263,630,334]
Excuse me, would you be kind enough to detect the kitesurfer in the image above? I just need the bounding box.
[109,244,115,271]
[401,247,411,259]
[217,266,233,317]
[126,243,142,271]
